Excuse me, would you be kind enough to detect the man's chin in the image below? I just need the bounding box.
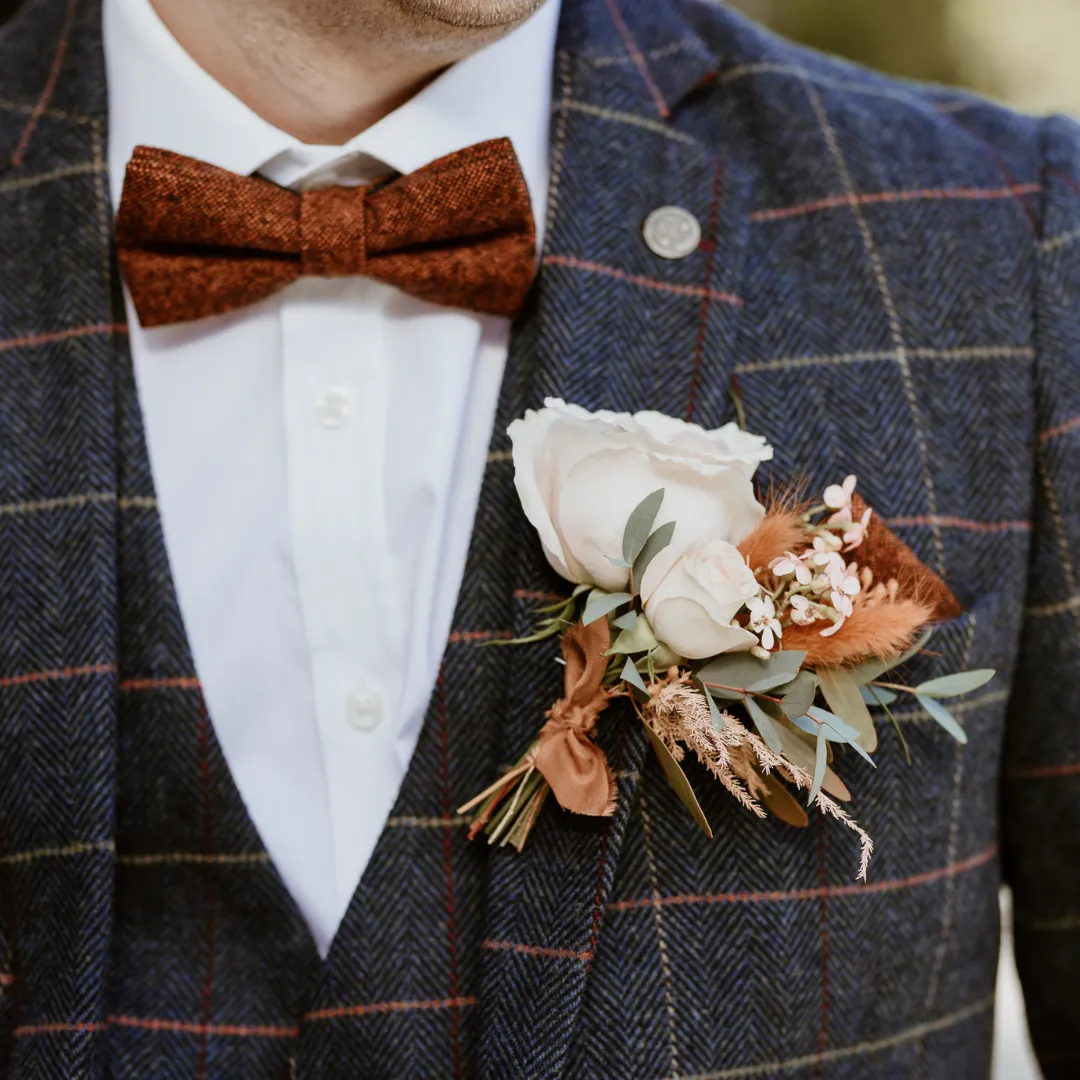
[386,0,546,32]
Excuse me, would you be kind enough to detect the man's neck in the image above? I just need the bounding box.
[149,0,521,145]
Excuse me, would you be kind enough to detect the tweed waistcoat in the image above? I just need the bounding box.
[3,0,1080,1077]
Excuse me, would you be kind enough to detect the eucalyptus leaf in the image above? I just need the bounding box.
[779,726,819,775]
[916,693,968,744]
[620,656,648,694]
[780,670,818,718]
[915,669,995,698]
[803,706,861,743]
[778,727,850,801]
[808,706,876,767]
[642,721,713,838]
[819,667,877,753]
[809,728,827,804]
[622,488,665,565]
[692,677,726,730]
[860,685,898,706]
[608,557,632,568]
[632,521,676,586]
[613,610,639,632]
[698,651,805,697]
[745,695,784,755]
[848,627,934,685]
[608,616,659,656]
[582,590,632,627]
[760,772,809,828]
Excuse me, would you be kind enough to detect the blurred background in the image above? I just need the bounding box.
[732,0,1080,116]
[0,0,1062,1076]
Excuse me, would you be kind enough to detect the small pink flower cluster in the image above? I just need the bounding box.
[765,476,874,640]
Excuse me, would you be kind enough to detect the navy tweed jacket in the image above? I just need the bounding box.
[1,0,1080,1077]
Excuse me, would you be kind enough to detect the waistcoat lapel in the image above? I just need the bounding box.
[476,3,756,1076]
[0,0,121,1072]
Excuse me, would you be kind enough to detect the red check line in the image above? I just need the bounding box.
[0,323,128,354]
[885,515,1029,534]
[543,255,743,306]
[602,0,670,119]
[304,997,477,1023]
[119,676,202,692]
[12,0,79,166]
[0,663,115,689]
[14,1017,298,1039]
[1039,415,1080,444]
[513,590,566,603]
[482,939,593,963]
[751,184,1042,222]
[606,843,998,912]
[1006,762,1080,780]
[447,630,511,644]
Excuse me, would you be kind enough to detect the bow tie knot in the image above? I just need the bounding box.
[115,139,537,328]
[299,185,369,278]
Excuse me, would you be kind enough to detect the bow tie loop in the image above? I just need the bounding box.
[116,138,537,327]
[299,185,368,278]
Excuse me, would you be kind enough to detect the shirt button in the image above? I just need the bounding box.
[315,386,352,429]
[346,690,384,732]
[643,206,702,259]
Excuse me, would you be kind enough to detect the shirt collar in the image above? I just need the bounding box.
[103,0,560,231]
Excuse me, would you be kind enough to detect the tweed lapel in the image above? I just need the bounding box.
[0,0,122,1067]
[476,2,757,1076]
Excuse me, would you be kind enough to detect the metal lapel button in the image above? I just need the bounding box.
[643,206,702,259]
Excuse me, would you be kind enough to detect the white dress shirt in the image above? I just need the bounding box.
[103,0,558,956]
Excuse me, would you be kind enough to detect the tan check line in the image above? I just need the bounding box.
[804,76,946,577]
[0,492,157,517]
[0,840,114,865]
[0,161,102,194]
[1041,227,1080,253]
[662,995,993,1080]
[486,449,513,464]
[1027,593,1080,618]
[564,100,700,145]
[118,852,270,867]
[546,52,573,237]
[919,618,977,1054]
[719,62,946,113]
[386,816,469,828]
[587,41,689,66]
[734,345,1033,374]
[640,790,681,1074]
[0,97,94,125]
[1025,914,1080,931]
[1035,446,1080,642]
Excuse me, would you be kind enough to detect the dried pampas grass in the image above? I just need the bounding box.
[783,598,933,668]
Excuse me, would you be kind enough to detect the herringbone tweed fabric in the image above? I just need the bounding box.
[0,0,1078,1077]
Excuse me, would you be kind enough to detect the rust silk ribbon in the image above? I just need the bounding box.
[115,138,537,328]
[532,619,618,817]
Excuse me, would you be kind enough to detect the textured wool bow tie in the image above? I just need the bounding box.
[115,138,537,328]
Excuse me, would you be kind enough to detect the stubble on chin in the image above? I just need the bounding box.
[384,0,546,31]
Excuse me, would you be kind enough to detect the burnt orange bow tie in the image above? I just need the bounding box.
[115,138,537,328]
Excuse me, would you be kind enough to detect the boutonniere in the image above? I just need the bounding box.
[459,399,993,877]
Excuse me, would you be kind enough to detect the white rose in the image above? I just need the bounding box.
[509,398,772,595]
[644,541,760,659]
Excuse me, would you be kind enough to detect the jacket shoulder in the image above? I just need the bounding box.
[680,0,1045,196]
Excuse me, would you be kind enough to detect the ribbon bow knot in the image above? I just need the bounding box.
[531,619,618,818]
